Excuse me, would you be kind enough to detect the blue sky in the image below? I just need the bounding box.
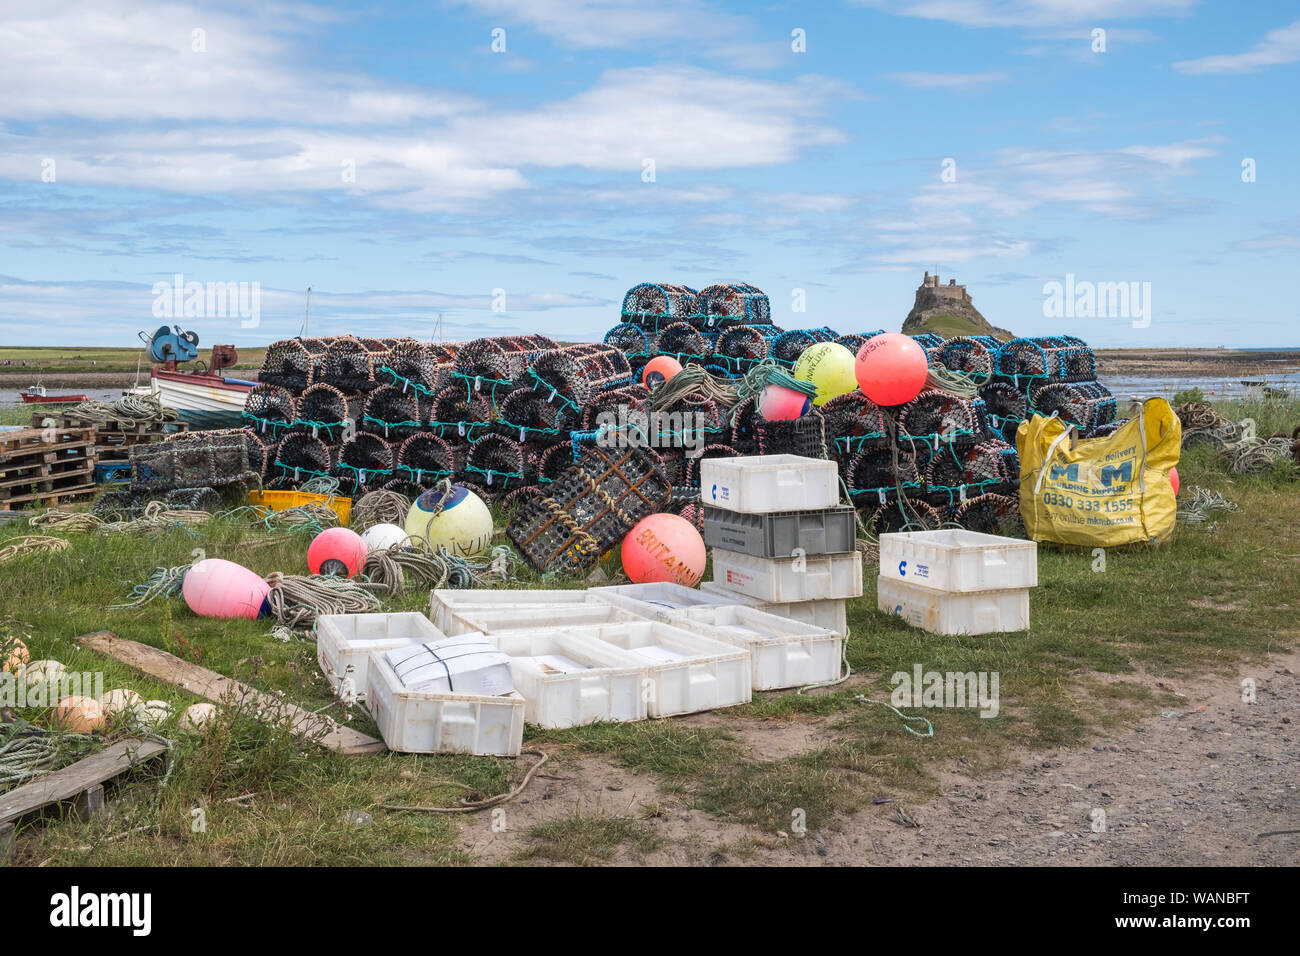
[1,0,1297,348]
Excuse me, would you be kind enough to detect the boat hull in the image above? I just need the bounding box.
[21,394,89,405]
[151,369,253,430]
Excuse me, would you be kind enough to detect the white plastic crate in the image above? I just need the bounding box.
[366,653,525,755]
[592,581,763,618]
[699,454,840,514]
[562,620,752,717]
[710,548,863,603]
[455,601,648,636]
[490,630,647,728]
[878,529,1037,593]
[674,605,843,690]
[316,612,445,700]
[430,588,600,635]
[877,575,1030,635]
[755,598,848,638]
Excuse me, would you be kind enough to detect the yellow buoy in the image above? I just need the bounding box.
[404,484,494,558]
[793,342,858,406]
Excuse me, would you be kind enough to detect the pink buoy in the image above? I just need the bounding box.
[855,333,929,407]
[308,527,368,577]
[758,383,812,421]
[622,513,706,587]
[183,558,270,620]
[1169,466,1180,496]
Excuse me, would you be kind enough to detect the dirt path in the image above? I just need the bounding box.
[463,647,1299,866]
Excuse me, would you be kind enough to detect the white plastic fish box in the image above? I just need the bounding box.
[702,504,857,558]
[877,575,1030,636]
[452,601,649,636]
[710,548,863,603]
[878,529,1037,593]
[699,454,840,514]
[699,582,848,636]
[430,588,604,635]
[563,620,752,717]
[366,653,525,756]
[491,629,647,728]
[591,581,763,618]
[316,612,445,699]
[674,605,843,691]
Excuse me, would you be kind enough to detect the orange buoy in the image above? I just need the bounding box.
[2,638,28,674]
[642,355,683,388]
[621,513,706,587]
[855,332,928,406]
[55,695,105,733]
[308,527,369,577]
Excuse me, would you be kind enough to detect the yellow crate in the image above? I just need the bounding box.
[249,489,351,526]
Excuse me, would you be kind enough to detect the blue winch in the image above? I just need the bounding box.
[142,325,201,365]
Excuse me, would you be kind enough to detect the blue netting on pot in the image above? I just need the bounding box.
[696,283,771,331]
[620,282,700,331]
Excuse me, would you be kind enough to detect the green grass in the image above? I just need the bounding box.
[907,313,1010,340]
[0,345,265,374]
[1,396,1297,863]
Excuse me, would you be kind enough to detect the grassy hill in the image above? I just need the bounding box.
[907,312,1013,341]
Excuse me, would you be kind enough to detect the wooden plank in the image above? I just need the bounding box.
[76,631,386,756]
[0,738,167,827]
[0,484,96,510]
[0,461,95,491]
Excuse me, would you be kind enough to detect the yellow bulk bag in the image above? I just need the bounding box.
[1017,398,1181,547]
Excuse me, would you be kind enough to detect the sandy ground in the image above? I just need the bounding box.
[463,647,1299,866]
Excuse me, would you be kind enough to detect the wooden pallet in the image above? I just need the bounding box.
[0,426,97,510]
[30,414,186,463]
[0,738,168,861]
[0,426,94,462]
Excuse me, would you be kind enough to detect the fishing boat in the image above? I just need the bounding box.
[141,326,257,429]
[21,384,90,405]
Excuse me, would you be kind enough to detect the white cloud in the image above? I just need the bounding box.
[856,0,1196,28]
[882,71,1008,89]
[1173,20,1300,74]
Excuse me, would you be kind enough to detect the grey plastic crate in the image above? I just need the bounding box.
[702,504,857,558]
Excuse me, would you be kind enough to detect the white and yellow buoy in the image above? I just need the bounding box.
[404,484,494,558]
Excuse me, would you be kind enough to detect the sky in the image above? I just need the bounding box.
[0,0,1297,349]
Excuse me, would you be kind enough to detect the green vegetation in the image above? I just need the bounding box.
[0,345,265,375]
[0,396,1295,863]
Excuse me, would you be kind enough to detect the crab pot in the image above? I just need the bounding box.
[506,444,670,574]
[846,446,919,501]
[1084,419,1127,439]
[755,410,829,460]
[868,498,943,535]
[362,384,429,440]
[131,433,255,491]
[727,395,761,455]
[923,438,1019,500]
[934,335,998,384]
[581,385,649,432]
[695,282,771,331]
[456,335,557,381]
[531,344,633,408]
[820,392,888,460]
[259,337,331,391]
[835,331,884,355]
[535,442,574,487]
[952,492,1023,536]
[714,324,779,373]
[977,382,1027,445]
[994,336,1097,387]
[293,383,361,442]
[428,381,493,442]
[1029,380,1117,432]
[771,327,839,365]
[653,322,710,364]
[464,433,532,494]
[241,384,296,437]
[620,282,700,331]
[897,389,983,447]
[320,336,384,392]
[603,322,654,361]
[333,433,395,495]
[494,385,574,443]
[164,486,223,512]
[273,433,336,486]
[392,432,455,489]
[94,488,148,520]
[382,339,441,390]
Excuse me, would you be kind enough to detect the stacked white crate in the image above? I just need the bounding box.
[699,455,861,642]
[876,529,1037,635]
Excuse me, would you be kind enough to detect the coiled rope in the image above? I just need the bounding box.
[648,364,738,411]
[65,394,178,425]
[0,719,98,788]
[263,572,383,630]
[351,489,412,531]
[730,359,816,423]
[0,535,69,564]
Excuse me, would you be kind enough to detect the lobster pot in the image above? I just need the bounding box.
[678,499,705,532]
[428,381,494,442]
[1029,381,1117,432]
[978,382,1027,445]
[94,488,149,520]
[820,392,888,461]
[1084,418,1127,439]
[653,322,711,364]
[382,339,441,390]
[259,337,330,390]
[909,333,945,350]
[456,335,558,382]
[506,445,670,574]
[727,395,761,455]
[162,427,271,480]
[755,411,829,460]
[463,433,533,494]
[362,384,429,440]
[295,383,361,443]
[681,444,743,492]
[620,282,700,331]
[952,493,1022,536]
[770,327,839,365]
[242,384,296,438]
[320,336,382,392]
[581,384,650,432]
[934,336,998,384]
[835,331,884,355]
[898,389,983,448]
[535,442,574,486]
[164,486,223,512]
[714,324,780,373]
[696,283,771,332]
[395,432,455,488]
[603,323,654,362]
[273,433,336,486]
[531,344,633,409]
[495,385,573,443]
[994,336,1097,387]
[333,433,395,495]
[846,446,919,502]
[130,433,253,491]
[866,498,943,535]
[923,438,1019,502]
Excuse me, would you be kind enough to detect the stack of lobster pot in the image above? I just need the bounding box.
[698,454,861,638]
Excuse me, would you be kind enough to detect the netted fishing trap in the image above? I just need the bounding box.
[696,283,771,331]
[714,324,781,373]
[620,282,700,331]
[273,433,336,485]
[361,384,429,440]
[295,383,362,443]
[242,384,297,438]
[993,335,1096,388]
[130,432,257,491]
[427,380,494,442]
[921,438,1019,504]
[394,432,455,487]
[933,335,999,385]
[771,328,839,365]
[495,385,575,443]
[507,444,671,574]
[978,382,1028,445]
[259,336,332,390]
[529,344,634,411]
[1028,380,1117,432]
[463,433,535,495]
[333,433,395,494]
